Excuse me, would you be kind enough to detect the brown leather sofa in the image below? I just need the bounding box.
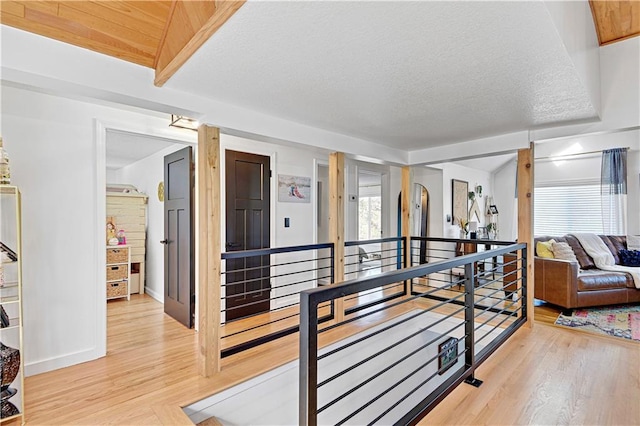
[534,235,640,309]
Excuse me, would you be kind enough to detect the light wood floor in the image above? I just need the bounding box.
[21,295,639,425]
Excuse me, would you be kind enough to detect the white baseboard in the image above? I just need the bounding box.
[25,347,101,377]
[144,286,163,303]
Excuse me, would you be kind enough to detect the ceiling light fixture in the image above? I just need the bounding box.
[169,114,199,131]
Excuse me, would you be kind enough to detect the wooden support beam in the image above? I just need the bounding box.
[401,166,411,294]
[517,143,535,327]
[197,124,221,376]
[329,152,345,322]
[154,0,246,86]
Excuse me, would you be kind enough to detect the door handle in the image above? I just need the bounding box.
[160,239,169,245]
[226,242,241,249]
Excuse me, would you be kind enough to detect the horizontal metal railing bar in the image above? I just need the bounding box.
[343,291,407,316]
[375,346,472,426]
[473,270,523,291]
[222,265,332,288]
[222,311,301,338]
[319,279,468,337]
[412,275,466,287]
[474,300,519,336]
[475,308,521,347]
[221,256,333,275]
[344,237,405,247]
[345,246,401,256]
[222,288,316,313]
[345,252,403,263]
[334,340,471,426]
[319,291,466,360]
[473,290,520,318]
[344,256,402,269]
[413,291,516,317]
[222,311,335,359]
[473,283,520,306]
[318,307,466,389]
[474,317,526,366]
[410,236,516,246]
[302,244,526,307]
[370,345,472,425]
[318,319,466,417]
[222,263,331,281]
[221,242,334,259]
[221,274,333,300]
[220,257,331,275]
[343,282,403,301]
[221,299,332,326]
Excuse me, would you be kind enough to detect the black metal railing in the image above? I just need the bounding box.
[410,237,520,315]
[299,242,527,425]
[343,237,406,315]
[220,243,334,357]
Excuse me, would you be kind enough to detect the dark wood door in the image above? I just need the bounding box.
[225,150,271,321]
[163,146,194,328]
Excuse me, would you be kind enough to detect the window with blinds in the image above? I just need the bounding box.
[534,182,603,236]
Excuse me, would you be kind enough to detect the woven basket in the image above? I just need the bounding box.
[106,247,128,264]
[107,281,127,298]
[106,265,127,281]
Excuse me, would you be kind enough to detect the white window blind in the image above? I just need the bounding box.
[534,183,603,236]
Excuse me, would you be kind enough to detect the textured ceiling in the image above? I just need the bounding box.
[106,130,182,170]
[167,1,599,151]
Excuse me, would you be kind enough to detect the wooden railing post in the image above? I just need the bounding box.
[197,124,221,376]
[517,142,535,327]
[329,152,345,322]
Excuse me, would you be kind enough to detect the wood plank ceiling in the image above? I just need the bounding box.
[590,0,640,45]
[0,0,245,86]
[0,1,636,85]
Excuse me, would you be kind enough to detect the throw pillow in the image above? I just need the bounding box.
[627,235,640,251]
[551,241,578,263]
[536,239,555,258]
[619,249,640,267]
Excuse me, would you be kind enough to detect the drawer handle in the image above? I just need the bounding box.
[110,266,119,271]
[112,249,120,253]
[110,283,119,287]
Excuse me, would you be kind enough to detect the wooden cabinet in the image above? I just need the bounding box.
[0,185,25,423]
[106,246,130,301]
[106,192,147,294]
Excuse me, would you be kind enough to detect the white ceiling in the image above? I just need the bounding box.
[454,153,516,172]
[167,1,598,152]
[105,129,183,170]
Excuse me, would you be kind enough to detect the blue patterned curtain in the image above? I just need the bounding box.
[601,148,628,235]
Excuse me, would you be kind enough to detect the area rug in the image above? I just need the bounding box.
[555,305,640,342]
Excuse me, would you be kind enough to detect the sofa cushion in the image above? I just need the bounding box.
[565,235,597,269]
[599,235,626,264]
[577,270,631,291]
[536,240,555,258]
[627,235,640,250]
[551,241,578,263]
[619,249,640,267]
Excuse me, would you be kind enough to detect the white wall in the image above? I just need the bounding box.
[440,164,492,238]
[110,143,187,302]
[492,161,518,241]
[0,85,197,375]
[221,134,330,249]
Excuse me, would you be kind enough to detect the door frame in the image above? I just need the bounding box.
[94,119,197,357]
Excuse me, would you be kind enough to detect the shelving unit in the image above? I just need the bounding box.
[106,245,130,301]
[0,185,24,424]
[106,191,147,294]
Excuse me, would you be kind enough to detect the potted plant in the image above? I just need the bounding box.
[486,222,497,240]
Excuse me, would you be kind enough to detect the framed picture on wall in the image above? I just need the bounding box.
[452,179,469,225]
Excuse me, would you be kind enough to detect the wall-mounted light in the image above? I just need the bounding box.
[169,114,199,131]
